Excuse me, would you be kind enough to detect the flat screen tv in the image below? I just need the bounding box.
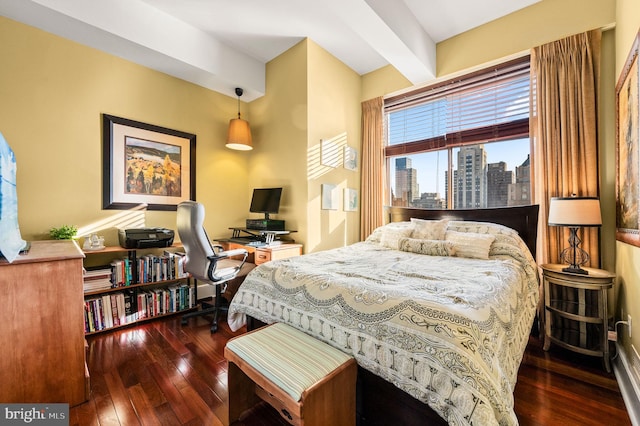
[249,188,282,220]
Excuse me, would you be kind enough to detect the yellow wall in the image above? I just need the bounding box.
[615,0,640,374]
[437,0,615,76]
[306,40,361,252]
[0,15,362,256]
[246,40,362,252]
[0,15,249,245]
[246,41,309,246]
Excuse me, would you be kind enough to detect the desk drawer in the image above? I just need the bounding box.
[255,244,302,265]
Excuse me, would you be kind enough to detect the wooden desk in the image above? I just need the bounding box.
[0,240,88,406]
[218,241,302,265]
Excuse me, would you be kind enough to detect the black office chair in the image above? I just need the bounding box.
[176,200,249,333]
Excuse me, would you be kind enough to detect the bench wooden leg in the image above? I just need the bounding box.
[226,361,259,425]
[301,359,357,426]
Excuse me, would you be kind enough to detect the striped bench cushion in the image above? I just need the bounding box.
[226,322,353,402]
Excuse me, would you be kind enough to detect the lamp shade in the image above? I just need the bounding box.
[548,196,602,227]
[225,117,253,151]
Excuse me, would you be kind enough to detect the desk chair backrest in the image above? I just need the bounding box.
[176,200,216,283]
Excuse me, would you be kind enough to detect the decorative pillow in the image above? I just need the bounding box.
[366,221,412,244]
[447,220,519,238]
[410,218,449,240]
[398,238,456,256]
[380,227,413,250]
[445,230,496,260]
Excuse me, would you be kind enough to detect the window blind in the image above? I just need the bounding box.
[384,56,530,157]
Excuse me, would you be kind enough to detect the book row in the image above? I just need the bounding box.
[83,251,189,290]
[84,283,194,333]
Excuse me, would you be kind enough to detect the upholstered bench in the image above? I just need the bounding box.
[224,322,357,426]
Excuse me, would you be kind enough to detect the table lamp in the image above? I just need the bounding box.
[548,196,602,274]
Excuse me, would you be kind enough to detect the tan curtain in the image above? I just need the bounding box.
[360,97,384,240]
[531,30,601,267]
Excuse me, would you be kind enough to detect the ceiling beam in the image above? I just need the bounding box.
[325,0,436,84]
[0,0,266,100]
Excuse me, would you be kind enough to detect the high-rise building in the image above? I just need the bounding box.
[413,192,446,209]
[487,161,514,207]
[394,157,419,206]
[508,155,531,206]
[453,145,487,208]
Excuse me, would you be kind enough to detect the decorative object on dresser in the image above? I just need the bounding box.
[541,263,615,372]
[176,201,250,333]
[49,224,78,240]
[548,195,602,274]
[0,132,28,263]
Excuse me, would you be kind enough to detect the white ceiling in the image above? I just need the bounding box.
[0,0,539,101]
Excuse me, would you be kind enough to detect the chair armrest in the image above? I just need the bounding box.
[206,249,249,282]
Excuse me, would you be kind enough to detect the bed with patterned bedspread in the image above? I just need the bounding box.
[227,219,539,426]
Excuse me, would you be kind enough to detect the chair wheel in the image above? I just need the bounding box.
[181,318,187,325]
[210,324,218,333]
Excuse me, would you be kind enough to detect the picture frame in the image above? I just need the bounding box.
[616,30,640,247]
[344,188,358,211]
[344,146,358,171]
[321,183,339,210]
[102,114,196,211]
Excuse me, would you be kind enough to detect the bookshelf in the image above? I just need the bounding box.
[83,244,195,335]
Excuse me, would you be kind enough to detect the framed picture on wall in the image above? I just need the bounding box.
[321,183,339,210]
[102,114,196,211]
[616,30,640,247]
[344,188,358,211]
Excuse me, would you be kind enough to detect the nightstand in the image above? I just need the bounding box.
[541,264,615,372]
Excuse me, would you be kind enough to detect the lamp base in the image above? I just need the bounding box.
[562,265,589,275]
[559,227,590,275]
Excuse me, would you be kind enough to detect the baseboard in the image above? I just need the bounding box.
[613,342,640,426]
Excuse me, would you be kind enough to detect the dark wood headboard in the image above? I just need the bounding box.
[385,205,540,259]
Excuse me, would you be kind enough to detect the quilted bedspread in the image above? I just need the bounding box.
[228,222,539,425]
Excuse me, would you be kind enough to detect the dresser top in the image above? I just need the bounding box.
[0,240,84,266]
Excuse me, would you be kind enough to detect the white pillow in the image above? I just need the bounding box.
[410,218,449,240]
[366,221,412,244]
[398,238,456,256]
[380,227,413,250]
[447,220,519,238]
[445,230,496,260]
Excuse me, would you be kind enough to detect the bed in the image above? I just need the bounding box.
[227,205,540,426]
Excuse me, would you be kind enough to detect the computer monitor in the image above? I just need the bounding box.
[249,188,282,220]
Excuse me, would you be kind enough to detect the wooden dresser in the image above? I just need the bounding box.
[0,240,88,406]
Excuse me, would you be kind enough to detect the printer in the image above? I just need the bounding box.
[118,228,175,249]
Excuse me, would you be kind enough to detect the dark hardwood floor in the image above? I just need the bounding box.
[70,314,631,426]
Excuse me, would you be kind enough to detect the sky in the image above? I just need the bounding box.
[392,138,530,196]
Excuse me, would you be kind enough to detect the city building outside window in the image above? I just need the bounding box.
[384,57,531,210]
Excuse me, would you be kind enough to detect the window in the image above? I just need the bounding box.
[384,57,531,209]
